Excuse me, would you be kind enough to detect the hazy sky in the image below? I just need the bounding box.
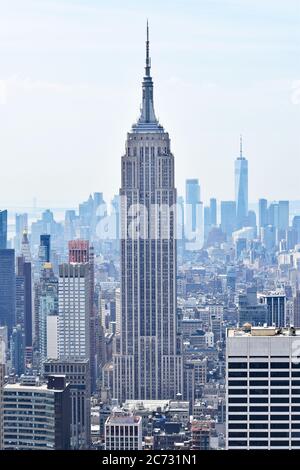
[0,0,300,210]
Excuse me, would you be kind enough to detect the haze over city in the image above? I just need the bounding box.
[0,0,300,208]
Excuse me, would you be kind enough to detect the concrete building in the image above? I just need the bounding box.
[3,375,71,450]
[58,263,90,360]
[0,363,5,450]
[105,410,142,450]
[43,358,91,449]
[226,326,300,450]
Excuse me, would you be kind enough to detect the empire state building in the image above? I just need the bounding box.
[113,25,183,402]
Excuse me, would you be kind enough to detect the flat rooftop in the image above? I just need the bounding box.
[227,326,300,338]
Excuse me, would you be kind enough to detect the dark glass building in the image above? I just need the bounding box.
[0,210,7,250]
[0,249,16,338]
[40,234,51,263]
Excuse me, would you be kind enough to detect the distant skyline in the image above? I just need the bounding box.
[0,0,300,208]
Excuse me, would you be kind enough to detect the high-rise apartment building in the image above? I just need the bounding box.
[226,326,300,450]
[3,375,71,450]
[113,25,183,402]
[68,240,97,391]
[235,136,248,229]
[58,263,91,360]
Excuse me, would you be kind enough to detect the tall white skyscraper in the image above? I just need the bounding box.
[113,24,183,403]
[226,325,300,450]
[58,263,90,360]
[235,135,248,229]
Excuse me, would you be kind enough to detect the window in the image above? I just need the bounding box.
[229,406,247,412]
[228,423,247,429]
[270,363,289,369]
[270,440,289,446]
[270,406,289,412]
[250,372,268,377]
[249,440,268,446]
[229,363,247,369]
[250,381,268,386]
[229,397,247,403]
[228,432,247,438]
[250,423,268,429]
[250,406,268,412]
[250,398,268,403]
[271,423,289,429]
[270,432,289,438]
[228,380,247,387]
[271,372,289,377]
[249,415,269,420]
[228,440,247,447]
[229,372,247,378]
[249,432,268,438]
[271,380,289,386]
[250,363,268,369]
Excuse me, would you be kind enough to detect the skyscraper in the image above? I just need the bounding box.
[0,211,7,250]
[221,201,237,238]
[235,136,248,229]
[258,198,268,229]
[226,325,300,450]
[210,198,217,226]
[259,292,286,327]
[113,25,183,402]
[0,249,16,338]
[15,213,28,253]
[58,263,91,360]
[40,234,51,263]
[3,375,71,450]
[186,179,201,232]
[10,325,25,376]
[68,240,97,391]
[16,256,32,350]
[43,358,91,449]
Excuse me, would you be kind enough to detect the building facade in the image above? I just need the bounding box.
[3,375,71,450]
[113,25,183,402]
[226,326,300,450]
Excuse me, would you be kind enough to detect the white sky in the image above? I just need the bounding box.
[0,0,300,209]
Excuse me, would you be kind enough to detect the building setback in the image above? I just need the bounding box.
[113,24,183,402]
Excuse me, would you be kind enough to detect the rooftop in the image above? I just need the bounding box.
[227,326,300,338]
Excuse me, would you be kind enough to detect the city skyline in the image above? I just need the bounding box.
[0,0,300,208]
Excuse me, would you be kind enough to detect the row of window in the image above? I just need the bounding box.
[228,440,300,447]
[228,423,300,429]
[228,362,300,369]
[228,415,300,421]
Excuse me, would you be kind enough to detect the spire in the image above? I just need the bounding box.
[240,134,243,158]
[145,19,150,77]
[131,22,164,133]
